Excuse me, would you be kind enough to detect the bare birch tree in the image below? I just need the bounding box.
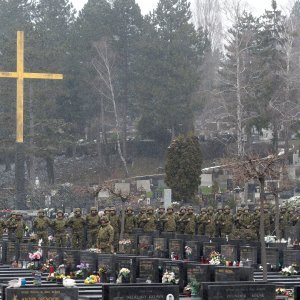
[92,39,129,177]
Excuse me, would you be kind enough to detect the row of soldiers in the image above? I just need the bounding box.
[2,204,296,252]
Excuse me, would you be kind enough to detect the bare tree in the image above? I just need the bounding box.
[92,39,129,177]
[193,0,223,50]
[224,153,284,281]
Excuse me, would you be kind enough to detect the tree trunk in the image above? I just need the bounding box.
[236,39,243,157]
[274,192,280,239]
[259,177,267,281]
[46,156,55,184]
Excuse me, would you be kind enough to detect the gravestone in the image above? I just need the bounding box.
[47,247,62,267]
[294,285,300,300]
[266,247,279,270]
[63,249,80,271]
[202,242,216,260]
[115,255,137,283]
[221,244,237,262]
[186,262,212,283]
[137,258,159,283]
[138,235,153,256]
[153,238,167,258]
[97,254,116,282]
[207,283,275,300]
[6,286,79,299]
[240,246,257,266]
[162,260,185,290]
[169,239,184,260]
[160,232,175,240]
[212,238,227,252]
[18,243,32,261]
[185,241,201,261]
[283,250,300,266]
[6,242,17,263]
[80,250,97,274]
[102,284,179,300]
[214,266,253,282]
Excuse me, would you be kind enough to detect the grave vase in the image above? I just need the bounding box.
[100,273,108,283]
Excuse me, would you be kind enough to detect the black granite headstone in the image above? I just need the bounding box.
[266,247,279,270]
[115,255,137,283]
[162,260,185,290]
[103,284,179,300]
[80,251,97,274]
[63,249,80,271]
[221,244,237,262]
[47,247,62,267]
[294,285,300,300]
[202,242,216,260]
[283,250,300,266]
[138,235,153,256]
[153,238,167,258]
[6,242,17,263]
[214,266,253,282]
[97,254,115,281]
[239,246,257,266]
[137,258,159,283]
[186,263,212,283]
[169,239,184,260]
[207,283,275,300]
[185,241,201,261]
[18,243,32,261]
[6,286,79,300]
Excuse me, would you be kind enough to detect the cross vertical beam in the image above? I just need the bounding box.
[17,31,24,143]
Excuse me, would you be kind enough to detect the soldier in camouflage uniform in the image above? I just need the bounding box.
[184,206,196,235]
[142,206,157,233]
[33,209,51,246]
[109,207,120,250]
[85,207,101,248]
[51,210,67,247]
[104,207,111,218]
[0,216,6,241]
[124,207,136,236]
[7,212,16,241]
[15,213,26,244]
[67,208,86,249]
[97,216,114,253]
[176,206,187,234]
[155,206,166,233]
[221,206,234,238]
[136,207,146,230]
[163,206,176,232]
[197,208,207,235]
[205,206,215,237]
[214,208,224,237]
[234,207,244,229]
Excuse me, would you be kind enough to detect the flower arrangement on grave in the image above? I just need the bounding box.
[183,284,192,296]
[139,242,149,250]
[189,279,201,295]
[264,235,277,244]
[281,265,298,276]
[28,249,43,270]
[41,259,55,273]
[162,271,179,284]
[84,274,100,284]
[48,235,55,246]
[116,268,131,283]
[87,248,102,253]
[54,273,67,283]
[98,266,107,275]
[75,262,90,278]
[276,288,294,297]
[185,246,193,259]
[119,239,132,246]
[208,251,226,265]
[119,239,132,253]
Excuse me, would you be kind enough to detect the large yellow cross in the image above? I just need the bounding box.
[0,31,63,143]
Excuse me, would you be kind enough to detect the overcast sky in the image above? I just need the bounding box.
[72,0,292,15]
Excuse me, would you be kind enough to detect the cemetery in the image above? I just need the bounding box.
[0,228,300,300]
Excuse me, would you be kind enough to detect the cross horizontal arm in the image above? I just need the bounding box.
[24,73,63,80]
[0,72,17,78]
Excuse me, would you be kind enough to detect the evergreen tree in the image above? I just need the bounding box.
[165,135,202,202]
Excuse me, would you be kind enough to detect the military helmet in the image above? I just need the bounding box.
[126,206,133,212]
[110,207,116,211]
[38,209,44,215]
[224,205,230,210]
[179,206,186,212]
[147,206,154,213]
[207,206,213,211]
[90,207,97,212]
[201,207,207,212]
[74,208,81,213]
[57,210,63,215]
[16,212,22,216]
[104,207,110,212]
[167,206,173,211]
[101,216,109,223]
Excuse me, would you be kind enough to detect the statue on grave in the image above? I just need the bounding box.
[184,206,196,235]
[142,206,156,233]
[51,210,67,247]
[15,212,26,244]
[67,208,86,249]
[97,216,114,253]
[109,207,120,250]
[136,206,146,230]
[205,206,215,237]
[7,212,16,241]
[85,207,101,248]
[197,208,207,235]
[163,206,176,232]
[124,206,136,235]
[33,209,51,246]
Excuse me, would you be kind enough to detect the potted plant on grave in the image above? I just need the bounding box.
[84,274,100,284]
[76,262,90,278]
[54,273,66,284]
[276,288,294,299]
[281,265,298,276]
[162,271,179,284]
[116,268,130,283]
[189,279,201,296]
